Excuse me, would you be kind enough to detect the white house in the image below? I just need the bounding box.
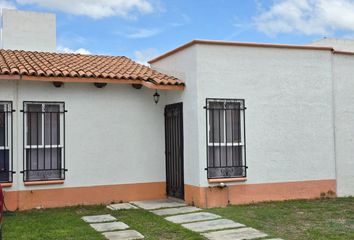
[1,39,354,210]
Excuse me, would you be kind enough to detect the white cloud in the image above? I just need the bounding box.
[0,0,16,9]
[57,46,91,55]
[16,0,155,19]
[126,28,160,38]
[254,0,354,36]
[133,48,159,65]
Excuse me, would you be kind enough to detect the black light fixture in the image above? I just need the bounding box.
[53,81,64,88]
[132,84,142,89]
[94,82,107,88]
[153,90,160,104]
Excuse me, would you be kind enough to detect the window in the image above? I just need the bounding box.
[205,98,247,179]
[0,101,14,183]
[22,102,67,182]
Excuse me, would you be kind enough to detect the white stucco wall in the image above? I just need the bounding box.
[333,54,354,196]
[153,46,200,186]
[1,9,56,52]
[196,44,336,186]
[310,38,354,53]
[152,44,338,189]
[2,80,166,192]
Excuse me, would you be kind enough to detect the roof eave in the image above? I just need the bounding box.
[0,74,185,91]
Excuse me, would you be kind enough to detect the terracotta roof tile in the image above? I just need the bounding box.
[0,49,183,87]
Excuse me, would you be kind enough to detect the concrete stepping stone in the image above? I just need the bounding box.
[151,206,201,216]
[82,214,116,223]
[107,203,138,210]
[131,199,186,210]
[90,222,129,232]
[182,219,245,232]
[102,230,144,240]
[202,227,268,240]
[165,212,221,224]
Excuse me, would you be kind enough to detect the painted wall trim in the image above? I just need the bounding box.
[4,181,166,211]
[185,179,336,208]
[24,180,65,186]
[208,178,247,183]
[149,39,334,63]
[1,183,12,188]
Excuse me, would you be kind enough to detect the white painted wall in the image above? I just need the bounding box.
[1,9,56,52]
[333,54,354,196]
[196,45,336,186]
[2,81,166,192]
[154,45,200,186]
[309,38,354,52]
[153,44,339,189]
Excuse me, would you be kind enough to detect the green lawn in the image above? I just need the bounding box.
[3,197,354,240]
[3,205,202,240]
[209,197,354,240]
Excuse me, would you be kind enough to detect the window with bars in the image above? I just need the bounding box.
[22,101,67,182]
[0,101,14,183]
[205,98,247,179]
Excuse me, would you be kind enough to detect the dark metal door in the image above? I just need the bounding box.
[164,103,184,199]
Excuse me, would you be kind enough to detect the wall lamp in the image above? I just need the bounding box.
[153,90,160,104]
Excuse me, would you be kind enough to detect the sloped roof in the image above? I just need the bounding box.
[0,49,184,90]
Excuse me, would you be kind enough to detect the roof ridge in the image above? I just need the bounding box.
[0,48,130,59]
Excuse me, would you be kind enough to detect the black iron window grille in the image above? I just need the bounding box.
[21,101,67,182]
[0,101,15,183]
[205,98,247,179]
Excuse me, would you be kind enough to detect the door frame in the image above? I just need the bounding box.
[164,102,184,199]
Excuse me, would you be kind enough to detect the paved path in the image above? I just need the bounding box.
[82,204,145,240]
[130,199,284,240]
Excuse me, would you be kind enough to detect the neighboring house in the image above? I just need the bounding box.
[1,39,354,211]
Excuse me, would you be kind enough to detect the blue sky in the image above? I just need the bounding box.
[3,0,354,63]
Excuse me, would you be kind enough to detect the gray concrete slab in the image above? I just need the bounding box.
[102,230,144,240]
[165,212,221,224]
[81,214,117,223]
[151,206,201,216]
[202,227,268,240]
[90,222,129,232]
[107,203,138,210]
[182,219,245,232]
[131,199,186,210]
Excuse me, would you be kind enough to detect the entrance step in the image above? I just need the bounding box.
[182,219,245,232]
[151,206,201,216]
[131,199,186,210]
[102,230,144,240]
[90,222,129,232]
[165,212,221,224]
[107,203,138,210]
[81,214,117,223]
[202,227,268,240]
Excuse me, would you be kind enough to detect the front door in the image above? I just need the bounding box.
[164,103,184,199]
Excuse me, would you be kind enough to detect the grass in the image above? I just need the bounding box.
[3,204,203,240]
[209,197,354,240]
[3,197,354,240]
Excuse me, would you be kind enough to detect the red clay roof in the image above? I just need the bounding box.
[0,49,184,88]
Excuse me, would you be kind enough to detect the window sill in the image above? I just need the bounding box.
[208,177,247,183]
[1,183,13,188]
[24,180,65,186]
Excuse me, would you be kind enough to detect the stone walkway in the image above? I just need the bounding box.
[130,199,284,240]
[82,203,144,240]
